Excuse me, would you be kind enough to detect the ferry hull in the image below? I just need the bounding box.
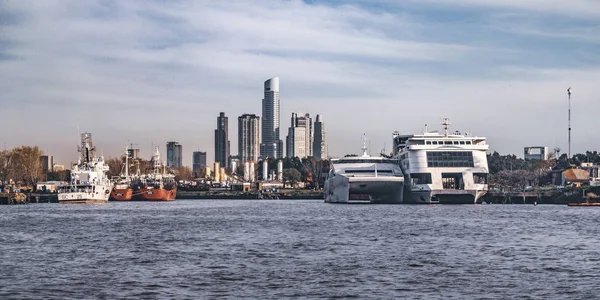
[137,187,177,201]
[406,189,487,204]
[109,188,133,201]
[325,176,404,204]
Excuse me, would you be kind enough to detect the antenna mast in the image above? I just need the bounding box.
[442,118,451,137]
[567,87,572,161]
[361,134,368,157]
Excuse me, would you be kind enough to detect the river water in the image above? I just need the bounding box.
[1,200,600,299]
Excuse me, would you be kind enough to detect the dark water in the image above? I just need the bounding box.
[1,201,600,299]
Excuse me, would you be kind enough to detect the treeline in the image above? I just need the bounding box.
[0,146,45,186]
[487,151,597,190]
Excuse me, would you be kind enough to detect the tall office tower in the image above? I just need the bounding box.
[260,77,283,159]
[127,148,140,160]
[192,151,207,173]
[286,112,313,159]
[40,155,54,173]
[166,142,182,168]
[313,114,327,159]
[215,112,230,168]
[238,114,261,163]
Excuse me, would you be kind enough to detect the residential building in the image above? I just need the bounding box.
[260,77,284,159]
[192,151,207,173]
[215,112,230,168]
[238,114,260,163]
[286,112,312,158]
[40,155,54,173]
[313,114,327,159]
[166,142,183,168]
[524,146,549,160]
[127,148,140,160]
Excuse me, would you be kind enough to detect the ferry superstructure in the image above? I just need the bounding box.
[393,119,489,204]
[324,136,404,204]
[58,132,112,204]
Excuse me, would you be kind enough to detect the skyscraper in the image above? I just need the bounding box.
[286,112,313,159]
[238,114,260,163]
[166,142,182,168]
[192,151,207,173]
[215,112,230,168]
[40,155,54,173]
[313,114,327,159]
[260,77,283,159]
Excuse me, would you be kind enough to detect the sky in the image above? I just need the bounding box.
[1,0,599,166]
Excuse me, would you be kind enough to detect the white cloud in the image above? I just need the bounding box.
[1,0,599,165]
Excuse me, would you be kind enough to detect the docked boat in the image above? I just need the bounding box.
[110,145,134,201]
[135,147,177,201]
[324,136,404,203]
[393,118,489,204]
[58,132,112,204]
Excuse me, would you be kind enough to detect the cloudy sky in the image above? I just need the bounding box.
[1,0,599,166]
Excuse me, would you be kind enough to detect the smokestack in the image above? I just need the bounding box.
[204,166,211,179]
[262,160,268,181]
[231,160,238,175]
[277,160,283,181]
[220,167,225,183]
[214,162,220,182]
[244,161,250,182]
[250,161,255,182]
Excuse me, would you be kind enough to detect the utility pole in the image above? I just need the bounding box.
[568,87,572,163]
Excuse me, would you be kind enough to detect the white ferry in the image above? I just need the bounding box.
[58,132,112,204]
[324,136,404,203]
[393,119,489,204]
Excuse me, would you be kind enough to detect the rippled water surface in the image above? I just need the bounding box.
[2,200,600,299]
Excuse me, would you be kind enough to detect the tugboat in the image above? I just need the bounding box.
[135,147,177,201]
[109,144,134,201]
[58,132,112,204]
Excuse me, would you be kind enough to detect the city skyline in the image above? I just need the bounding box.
[2,1,599,167]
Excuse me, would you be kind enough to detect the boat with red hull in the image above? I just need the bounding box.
[136,186,177,201]
[109,145,135,201]
[110,184,133,201]
[134,146,177,201]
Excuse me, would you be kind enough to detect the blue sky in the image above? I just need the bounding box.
[1,0,599,166]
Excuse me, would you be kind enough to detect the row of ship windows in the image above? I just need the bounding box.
[425,140,472,145]
[426,151,474,168]
[410,173,488,185]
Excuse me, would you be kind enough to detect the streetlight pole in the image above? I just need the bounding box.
[568,87,572,163]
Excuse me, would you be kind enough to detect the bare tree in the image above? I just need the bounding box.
[0,150,12,185]
[105,157,125,178]
[303,157,326,189]
[175,166,193,181]
[12,146,44,186]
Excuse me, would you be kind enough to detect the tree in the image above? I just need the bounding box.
[282,168,302,188]
[0,150,12,185]
[302,157,328,189]
[174,166,193,181]
[13,146,44,186]
[105,157,125,178]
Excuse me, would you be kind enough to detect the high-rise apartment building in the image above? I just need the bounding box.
[40,155,54,173]
[166,142,182,168]
[215,112,230,168]
[238,114,260,162]
[313,114,327,159]
[260,77,283,159]
[192,151,207,173]
[286,112,313,159]
[127,148,140,160]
